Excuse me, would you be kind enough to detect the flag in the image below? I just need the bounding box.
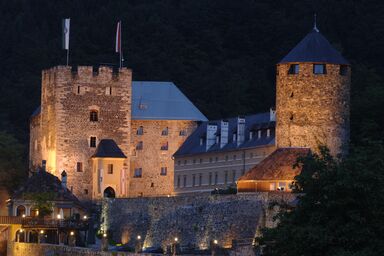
[115,21,121,53]
[62,18,70,50]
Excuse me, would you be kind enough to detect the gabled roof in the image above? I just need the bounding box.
[92,139,126,158]
[238,147,310,181]
[12,170,80,203]
[174,112,275,157]
[279,29,349,65]
[132,81,207,121]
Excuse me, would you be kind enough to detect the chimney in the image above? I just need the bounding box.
[41,160,46,172]
[206,123,218,151]
[61,170,67,189]
[220,120,229,148]
[237,117,246,146]
[270,108,276,122]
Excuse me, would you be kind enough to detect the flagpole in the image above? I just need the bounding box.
[120,21,122,68]
[66,49,69,66]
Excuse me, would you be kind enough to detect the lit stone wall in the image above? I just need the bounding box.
[129,120,196,197]
[101,193,296,250]
[276,63,350,156]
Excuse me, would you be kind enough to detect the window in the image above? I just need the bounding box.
[214,172,218,185]
[224,171,228,184]
[107,164,113,174]
[177,160,181,166]
[209,172,212,185]
[232,170,236,183]
[160,142,168,150]
[160,167,167,176]
[76,162,83,172]
[340,65,348,76]
[137,126,144,135]
[249,131,253,140]
[278,182,286,191]
[192,174,196,186]
[269,183,276,191]
[84,189,88,195]
[106,86,112,95]
[77,86,81,94]
[183,175,187,187]
[288,64,299,74]
[90,137,97,148]
[267,129,270,137]
[134,168,142,178]
[313,64,326,74]
[199,173,202,186]
[258,130,261,139]
[233,155,237,160]
[90,110,98,122]
[179,130,186,136]
[136,141,143,150]
[161,127,168,136]
[151,182,154,187]
[177,176,180,188]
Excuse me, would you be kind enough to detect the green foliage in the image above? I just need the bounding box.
[0,131,26,191]
[258,143,384,256]
[24,192,54,217]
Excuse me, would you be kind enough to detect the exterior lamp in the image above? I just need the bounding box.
[70,231,75,236]
[213,239,218,245]
[83,215,87,220]
[57,214,61,219]
[40,230,44,234]
[36,210,39,216]
[174,237,178,242]
[103,233,107,238]
[21,214,26,218]
[20,229,24,233]
[137,235,141,240]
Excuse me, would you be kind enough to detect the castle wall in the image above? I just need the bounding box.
[129,120,196,197]
[101,193,296,250]
[29,114,42,170]
[276,63,350,156]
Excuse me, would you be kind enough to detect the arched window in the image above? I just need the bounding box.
[103,187,116,198]
[161,127,168,136]
[90,110,98,122]
[16,205,26,216]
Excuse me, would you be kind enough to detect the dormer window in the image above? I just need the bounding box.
[313,64,326,74]
[90,110,98,122]
[267,129,270,137]
[249,131,253,140]
[161,127,169,136]
[340,65,348,76]
[257,130,261,139]
[288,64,299,74]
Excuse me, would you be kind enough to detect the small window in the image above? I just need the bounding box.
[76,162,83,172]
[340,65,348,76]
[267,129,271,137]
[160,167,167,176]
[90,110,98,122]
[177,160,181,166]
[179,130,186,136]
[134,168,142,178]
[151,182,154,188]
[106,86,112,95]
[192,174,196,186]
[107,164,113,174]
[161,127,168,136]
[313,64,326,74]
[77,86,81,94]
[137,126,144,135]
[161,142,168,150]
[84,189,88,195]
[249,131,253,140]
[183,175,187,187]
[209,172,212,185]
[90,137,97,148]
[288,64,299,74]
[269,183,276,191]
[278,182,286,191]
[177,176,180,188]
[136,141,143,150]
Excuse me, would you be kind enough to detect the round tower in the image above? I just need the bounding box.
[276,27,350,157]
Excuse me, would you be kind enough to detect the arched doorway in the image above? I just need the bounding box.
[103,187,115,198]
[15,230,25,242]
[28,230,38,243]
[16,205,26,216]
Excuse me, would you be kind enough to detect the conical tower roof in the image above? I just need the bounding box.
[279,29,349,65]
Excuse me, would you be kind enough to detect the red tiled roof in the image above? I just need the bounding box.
[239,147,310,181]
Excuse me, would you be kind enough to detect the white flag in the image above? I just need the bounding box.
[62,18,70,50]
[115,21,121,53]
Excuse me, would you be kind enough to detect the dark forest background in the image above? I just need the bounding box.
[0,0,383,160]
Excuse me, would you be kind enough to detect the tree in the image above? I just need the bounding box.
[0,131,26,192]
[258,143,384,256]
[24,192,54,218]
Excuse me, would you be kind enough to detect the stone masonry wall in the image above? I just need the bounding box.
[101,193,296,251]
[130,120,196,197]
[276,63,350,156]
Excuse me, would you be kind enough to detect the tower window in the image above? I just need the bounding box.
[90,110,98,122]
[106,86,112,95]
[90,137,97,148]
[340,65,348,76]
[288,64,299,74]
[76,162,83,172]
[199,173,202,186]
[136,141,143,150]
[134,168,142,178]
[161,127,168,136]
[192,174,196,186]
[290,114,294,121]
[177,175,180,188]
[160,167,167,176]
[183,175,187,187]
[313,64,326,74]
[137,126,144,135]
[107,164,113,174]
[160,142,168,151]
[179,130,186,136]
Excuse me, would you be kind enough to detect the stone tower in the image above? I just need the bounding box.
[30,66,132,200]
[276,27,350,157]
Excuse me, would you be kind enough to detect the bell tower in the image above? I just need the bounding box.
[276,25,350,157]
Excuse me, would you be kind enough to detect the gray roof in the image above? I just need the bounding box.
[92,139,127,158]
[31,81,207,122]
[279,29,349,65]
[174,112,275,157]
[132,81,207,121]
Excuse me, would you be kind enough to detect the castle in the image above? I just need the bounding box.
[29,25,350,199]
